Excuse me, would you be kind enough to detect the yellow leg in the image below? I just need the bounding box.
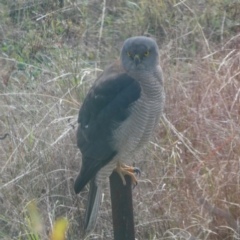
[114,162,141,186]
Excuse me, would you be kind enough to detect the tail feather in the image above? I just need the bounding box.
[84,177,102,233]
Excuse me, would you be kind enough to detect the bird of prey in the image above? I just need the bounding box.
[74,36,165,233]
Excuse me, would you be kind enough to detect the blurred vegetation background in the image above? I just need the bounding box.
[0,0,240,239]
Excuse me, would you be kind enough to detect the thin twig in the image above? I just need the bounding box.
[96,0,106,60]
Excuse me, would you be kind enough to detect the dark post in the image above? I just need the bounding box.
[109,171,135,240]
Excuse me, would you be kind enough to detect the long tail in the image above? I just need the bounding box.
[84,177,102,233]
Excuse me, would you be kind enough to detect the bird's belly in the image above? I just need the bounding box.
[113,95,162,162]
[95,89,164,185]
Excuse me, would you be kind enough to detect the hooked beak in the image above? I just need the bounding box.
[134,55,141,66]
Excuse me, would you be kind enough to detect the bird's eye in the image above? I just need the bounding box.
[127,52,131,57]
[144,51,150,57]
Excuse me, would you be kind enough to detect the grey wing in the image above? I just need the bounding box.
[74,72,141,194]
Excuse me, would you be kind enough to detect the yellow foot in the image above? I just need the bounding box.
[114,162,141,187]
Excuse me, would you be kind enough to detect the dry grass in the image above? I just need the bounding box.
[0,0,240,239]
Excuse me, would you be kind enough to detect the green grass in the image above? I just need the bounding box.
[0,0,240,239]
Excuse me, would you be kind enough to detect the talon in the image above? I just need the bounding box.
[113,163,141,187]
[132,181,138,190]
[133,167,141,176]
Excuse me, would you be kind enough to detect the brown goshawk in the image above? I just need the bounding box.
[74,36,165,233]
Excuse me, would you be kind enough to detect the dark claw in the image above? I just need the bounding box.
[132,181,138,190]
[0,133,9,140]
[133,167,141,176]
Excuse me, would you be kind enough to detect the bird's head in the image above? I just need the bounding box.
[120,36,160,73]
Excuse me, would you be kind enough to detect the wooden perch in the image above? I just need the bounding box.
[110,171,135,240]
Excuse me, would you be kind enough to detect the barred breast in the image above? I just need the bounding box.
[95,68,165,185]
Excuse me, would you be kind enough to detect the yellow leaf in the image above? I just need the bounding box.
[27,201,43,233]
[50,218,68,240]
